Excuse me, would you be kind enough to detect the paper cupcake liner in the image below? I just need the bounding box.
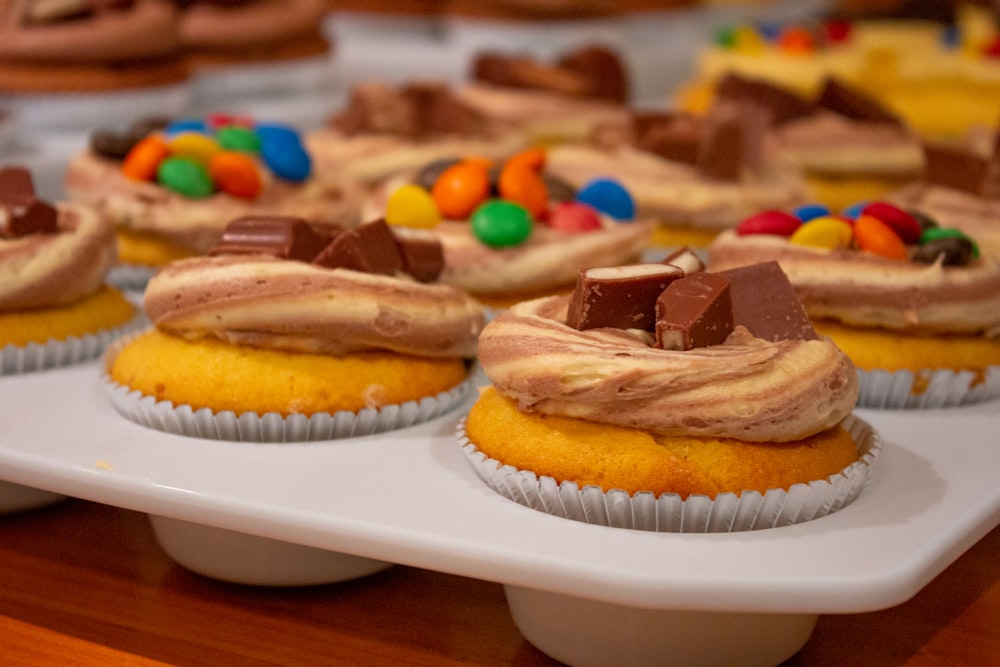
[857,366,1000,409]
[0,82,191,131]
[459,415,880,533]
[1,311,148,375]
[101,334,476,442]
[106,263,158,292]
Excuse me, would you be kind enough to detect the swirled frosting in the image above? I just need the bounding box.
[888,183,1000,259]
[708,230,1000,337]
[178,0,326,51]
[65,150,364,255]
[478,296,858,442]
[0,203,115,311]
[144,254,485,357]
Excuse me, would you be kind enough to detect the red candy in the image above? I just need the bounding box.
[860,201,920,244]
[854,214,908,260]
[546,201,602,232]
[736,210,801,236]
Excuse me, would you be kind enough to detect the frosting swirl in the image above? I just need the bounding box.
[0,203,115,311]
[478,296,858,442]
[144,254,485,357]
[708,230,1000,337]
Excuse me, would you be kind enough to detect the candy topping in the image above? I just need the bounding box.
[470,200,533,248]
[0,167,58,238]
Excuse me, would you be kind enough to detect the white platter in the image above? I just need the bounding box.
[2,360,999,666]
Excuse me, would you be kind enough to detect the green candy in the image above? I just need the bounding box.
[470,200,532,248]
[217,126,261,153]
[157,157,214,198]
[920,226,979,258]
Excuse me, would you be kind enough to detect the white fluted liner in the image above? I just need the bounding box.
[1,311,147,375]
[102,334,475,442]
[107,264,158,292]
[459,415,880,533]
[857,366,1000,409]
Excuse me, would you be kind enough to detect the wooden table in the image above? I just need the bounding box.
[1,499,998,666]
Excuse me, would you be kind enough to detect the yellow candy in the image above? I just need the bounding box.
[167,132,221,166]
[732,26,766,55]
[385,184,441,229]
[789,216,853,249]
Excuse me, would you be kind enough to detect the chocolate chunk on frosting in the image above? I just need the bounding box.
[314,218,403,276]
[567,263,684,331]
[655,272,734,350]
[719,261,818,342]
[715,73,816,126]
[922,141,993,196]
[0,167,58,238]
[817,78,902,126]
[473,45,628,103]
[331,82,491,139]
[208,215,334,261]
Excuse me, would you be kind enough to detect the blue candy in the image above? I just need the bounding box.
[842,201,869,220]
[575,178,634,221]
[164,118,210,136]
[259,125,311,182]
[793,203,830,222]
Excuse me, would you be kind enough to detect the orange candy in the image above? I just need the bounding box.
[854,214,908,261]
[209,151,262,199]
[431,160,491,219]
[499,165,548,218]
[122,135,170,182]
[505,147,546,172]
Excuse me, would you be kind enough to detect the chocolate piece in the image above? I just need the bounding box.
[817,78,902,125]
[566,264,684,331]
[403,83,479,137]
[632,111,703,164]
[661,246,705,275]
[473,46,627,102]
[0,167,58,237]
[393,227,445,282]
[543,173,577,202]
[697,110,744,181]
[332,83,484,139]
[90,115,171,161]
[718,261,818,342]
[655,273,733,350]
[208,216,333,261]
[714,73,816,126]
[922,142,992,196]
[313,218,403,275]
[558,46,628,103]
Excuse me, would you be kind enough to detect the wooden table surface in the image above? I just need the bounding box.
[1,499,998,666]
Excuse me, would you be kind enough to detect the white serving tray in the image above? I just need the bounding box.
[1,360,998,665]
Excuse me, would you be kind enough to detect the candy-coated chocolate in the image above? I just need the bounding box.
[861,202,921,244]
[121,135,170,182]
[385,184,441,229]
[167,132,221,166]
[576,178,634,221]
[432,161,491,220]
[164,119,209,135]
[789,216,853,249]
[842,201,868,220]
[912,237,977,266]
[260,133,311,182]
[910,209,940,232]
[217,126,261,153]
[414,159,460,192]
[735,209,801,236]
[470,200,533,247]
[505,147,546,172]
[854,214,907,261]
[209,151,262,200]
[498,165,548,218]
[546,201,602,233]
[157,157,214,198]
[793,203,830,222]
[920,226,980,257]
[779,26,815,53]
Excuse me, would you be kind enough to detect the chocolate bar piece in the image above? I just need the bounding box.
[661,246,705,275]
[714,73,816,126]
[208,216,332,261]
[718,261,818,342]
[655,272,733,350]
[697,110,744,181]
[922,142,992,196]
[0,167,58,237]
[632,111,703,165]
[314,218,403,275]
[393,226,444,282]
[817,78,901,125]
[567,264,685,331]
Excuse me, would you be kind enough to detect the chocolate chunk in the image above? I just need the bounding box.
[922,141,992,196]
[697,110,744,181]
[655,272,733,350]
[90,115,171,161]
[718,261,818,342]
[208,216,333,261]
[404,83,480,137]
[566,264,684,331]
[331,82,486,139]
[0,167,58,237]
[661,246,705,275]
[543,173,577,202]
[911,237,976,266]
[313,218,403,275]
[714,73,816,126]
[558,46,628,103]
[817,78,902,125]
[632,111,703,164]
[393,227,445,282]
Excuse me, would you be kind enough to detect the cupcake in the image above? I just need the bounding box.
[455,44,632,145]
[707,200,1000,408]
[178,0,334,106]
[0,0,191,129]
[545,96,810,248]
[461,259,876,532]
[104,216,485,441]
[366,147,654,308]
[306,81,528,187]
[1,166,141,374]
[65,114,365,287]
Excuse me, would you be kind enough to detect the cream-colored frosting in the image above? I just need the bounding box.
[0,202,115,310]
[178,0,326,50]
[0,0,180,64]
[144,255,485,357]
[888,183,1000,259]
[708,230,1000,337]
[478,296,858,442]
[547,143,810,231]
[64,150,364,255]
